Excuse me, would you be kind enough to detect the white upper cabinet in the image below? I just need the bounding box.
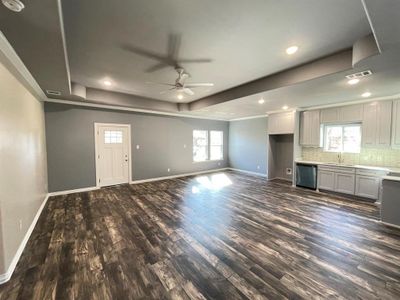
[340,104,363,122]
[300,110,320,147]
[362,101,392,148]
[392,99,400,148]
[320,105,363,124]
[320,107,340,123]
[268,111,295,135]
[362,103,377,146]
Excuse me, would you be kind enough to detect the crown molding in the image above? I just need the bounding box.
[45,98,229,121]
[229,114,268,122]
[299,93,400,111]
[0,31,47,101]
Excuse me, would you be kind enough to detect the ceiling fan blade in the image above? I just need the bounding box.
[146,82,175,87]
[168,33,181,61]
[160,87,176,94]
[178,58,213,64]
[185,83,214,87]
[183,88,194,96]
[145,63,170,73]
[122,44,175,66]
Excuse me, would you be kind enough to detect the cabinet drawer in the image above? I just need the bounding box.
[318,170,335,191]
[319,165,355,174]
[355,175,380,199]
[334,173,355,195]
[356,168,388,177]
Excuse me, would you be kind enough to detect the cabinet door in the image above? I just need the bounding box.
[355,175,380,199]
[268,112,294,134]
[300,111,310,145]
[334,173,355,195]
[392,100,400,148]
[376,101,392,147]
[300,110,320,147]
[318,170,335,191]
[321,107,339,124]
[310,110,321,146]
[362,103,377,147]
[341,104,363,122]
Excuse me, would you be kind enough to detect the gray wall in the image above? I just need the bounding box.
[268,134,294,181]
[0,58,48,277]
[228,117,268,174]
[45,103,229,192]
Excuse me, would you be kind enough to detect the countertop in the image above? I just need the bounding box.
[295,159,400,173]
[382,176,400,182]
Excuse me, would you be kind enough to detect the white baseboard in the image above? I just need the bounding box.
[131,168,229,184]
[381,221,400,230]
[0,193,50,285]
[228,168,267,177]
[48,186,99,196]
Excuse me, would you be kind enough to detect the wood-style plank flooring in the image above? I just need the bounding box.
[1,170,400,299]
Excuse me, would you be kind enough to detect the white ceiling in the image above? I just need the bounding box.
[62,0,371,103]
[184,45,400,120]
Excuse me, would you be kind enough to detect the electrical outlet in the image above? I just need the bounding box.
[183,144,187,148]
[167,168,170,172]
[257,165,260,170]
[136,145,140,150]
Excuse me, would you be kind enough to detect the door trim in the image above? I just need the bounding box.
[94,122,132,188]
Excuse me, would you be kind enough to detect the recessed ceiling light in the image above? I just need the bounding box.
[286,46,298,55]
[282,105,289,110]
[103,80,112,86]
[347,78,360,85]
[258,99,265,104]
[177,94,183,100]
[362,92,371,98]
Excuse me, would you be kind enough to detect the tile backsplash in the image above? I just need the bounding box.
[302,147,400,168]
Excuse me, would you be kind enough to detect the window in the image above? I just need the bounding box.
[193,130,208,162]
[104,130,123,144]
[210,131,223,160]
[323,124,361,153]
[193,130,224,162]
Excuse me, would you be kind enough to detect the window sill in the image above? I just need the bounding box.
[193,159,224,164]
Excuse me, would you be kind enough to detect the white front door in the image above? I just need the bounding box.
[96,124,130,187]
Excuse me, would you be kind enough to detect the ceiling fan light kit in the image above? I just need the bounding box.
[147,67,214,97]
[2,0,24,12]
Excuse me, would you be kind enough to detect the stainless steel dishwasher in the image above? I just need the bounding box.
[296,163,317,190]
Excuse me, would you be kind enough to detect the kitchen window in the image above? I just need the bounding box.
[193,130,223,162]
[323,124,361,153]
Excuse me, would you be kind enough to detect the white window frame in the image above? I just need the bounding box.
[192,130,224,162]
[323,123,361,154]
[193,130,209,162]
[210,130,224,161]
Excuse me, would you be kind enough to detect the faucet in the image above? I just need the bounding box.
[337,153,344,164]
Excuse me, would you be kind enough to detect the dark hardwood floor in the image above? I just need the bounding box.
[1,170,400,299]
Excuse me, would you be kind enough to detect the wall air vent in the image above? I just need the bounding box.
[345,70,372,79]
[46,90,61,96]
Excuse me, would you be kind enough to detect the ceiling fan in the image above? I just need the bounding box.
[148,67,214,96]
[122,33,213,73]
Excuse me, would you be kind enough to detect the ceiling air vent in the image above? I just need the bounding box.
[46,90,61,96]
[345,70,372,79]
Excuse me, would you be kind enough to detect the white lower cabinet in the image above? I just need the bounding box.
[317,165,386,200]
[355,175,380,199]
[335,173,355,195]
[318,170,335,191]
